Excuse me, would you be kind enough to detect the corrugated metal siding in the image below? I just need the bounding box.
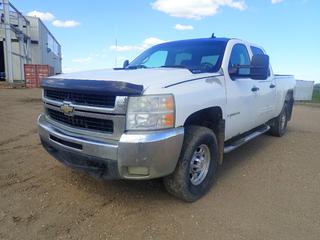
[0,13,61,81]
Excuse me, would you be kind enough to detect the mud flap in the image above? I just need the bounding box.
[216,119,225,165]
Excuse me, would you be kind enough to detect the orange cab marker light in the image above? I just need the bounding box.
[164,113,174,127]
[165,97,174,110]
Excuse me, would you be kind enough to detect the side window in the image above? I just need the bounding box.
[229,44,250,76]
[250,46,271,77]
[250,46,264,55]
[142,50,168,68]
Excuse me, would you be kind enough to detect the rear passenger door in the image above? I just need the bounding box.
[250,46,276,125]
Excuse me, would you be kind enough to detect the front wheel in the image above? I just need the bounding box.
[163,126,218,202]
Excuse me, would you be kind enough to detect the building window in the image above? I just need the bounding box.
[47,34,60,56]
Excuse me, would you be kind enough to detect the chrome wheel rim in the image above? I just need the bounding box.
[189,144,211,186]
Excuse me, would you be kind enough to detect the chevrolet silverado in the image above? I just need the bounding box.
[38,36,296,201]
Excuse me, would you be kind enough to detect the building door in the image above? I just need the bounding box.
[0,41,5,81]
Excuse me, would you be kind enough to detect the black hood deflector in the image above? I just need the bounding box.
[41,78,144,96]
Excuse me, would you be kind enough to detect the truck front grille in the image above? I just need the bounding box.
[44,89,116,108]
[47,108,114,133]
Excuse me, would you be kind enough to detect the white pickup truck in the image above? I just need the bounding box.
[38,36,296,201]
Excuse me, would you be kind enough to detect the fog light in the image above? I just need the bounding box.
[128,166,149,176]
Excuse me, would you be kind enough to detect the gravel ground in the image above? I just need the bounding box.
[0,88,319,240]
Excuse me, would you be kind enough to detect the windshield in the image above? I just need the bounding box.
[127,40,227,73]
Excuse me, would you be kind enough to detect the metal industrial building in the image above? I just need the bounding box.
[0,0,61,84]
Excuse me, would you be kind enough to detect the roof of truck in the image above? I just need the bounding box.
[157,37,231,46]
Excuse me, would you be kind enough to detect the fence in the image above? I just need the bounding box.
[294,80,314,101]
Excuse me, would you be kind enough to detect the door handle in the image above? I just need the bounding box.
[251,86,260,92]
[270,84,276,88]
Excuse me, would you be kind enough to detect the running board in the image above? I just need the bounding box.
[224,125,270,153]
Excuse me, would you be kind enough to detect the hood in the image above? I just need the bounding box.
[45,68,221,95]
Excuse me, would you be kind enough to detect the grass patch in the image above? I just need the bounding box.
[313,90,320,102]
[296,84,320,106]
[313,84,320,103]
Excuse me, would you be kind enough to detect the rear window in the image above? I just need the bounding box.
[201,55,219,66]
[175,52,192,65]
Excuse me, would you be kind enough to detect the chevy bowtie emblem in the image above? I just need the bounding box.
[60,103,74,116]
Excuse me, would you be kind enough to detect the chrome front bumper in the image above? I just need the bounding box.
[38,114,184,179]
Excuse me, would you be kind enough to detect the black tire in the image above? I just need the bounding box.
[163,126,218,202]
[269,103,288,137]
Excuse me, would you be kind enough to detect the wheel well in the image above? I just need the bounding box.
[285,89,294,102]
[184,107,225,165]
[285,90,294,121]
[184,107,222,131]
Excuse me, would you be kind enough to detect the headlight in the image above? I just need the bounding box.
[126,94,175,130]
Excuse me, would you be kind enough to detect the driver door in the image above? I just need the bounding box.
[225,43,258,140]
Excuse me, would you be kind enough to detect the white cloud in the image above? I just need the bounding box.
[72,57,93,64]
[142,37,166,48]
[27,10,55,21]
[52,20,80,28]
[151,0,247,19]
[63,67,83,73]
[110,37,166,52]
[27,10,80,28]
[174,24,194,30]
[271,0,284,4]
[109,45,142,52]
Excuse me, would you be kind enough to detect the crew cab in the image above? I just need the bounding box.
[38,36,296,201]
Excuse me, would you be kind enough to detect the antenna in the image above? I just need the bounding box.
[114,25,118,67]
[115,38,118,67]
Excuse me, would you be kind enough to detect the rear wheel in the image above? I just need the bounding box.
[163,126,218,202]
[269,103,288,137]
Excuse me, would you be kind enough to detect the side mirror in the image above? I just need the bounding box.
[250,54,269,80]
[123,60,129,68]
[228,66,238,75]
[228,64,250,79]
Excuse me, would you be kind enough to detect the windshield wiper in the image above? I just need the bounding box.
[161,65,188,69]
[126,65,147,69]
[161,65,201,73]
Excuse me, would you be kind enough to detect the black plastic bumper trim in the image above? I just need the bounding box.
[41,138,120,179]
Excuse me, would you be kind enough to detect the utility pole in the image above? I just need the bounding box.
[3,0,14,83]
[26,23,31,63]
[114,25,118,68]
[18,14,25,80]
[115,39,118,67]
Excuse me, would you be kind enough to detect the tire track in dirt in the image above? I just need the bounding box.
[0,129,38,147]
[0,143,41,154]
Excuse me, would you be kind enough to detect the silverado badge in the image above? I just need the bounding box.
[60,102,74,116]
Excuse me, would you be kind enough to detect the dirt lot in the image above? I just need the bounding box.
[0,88,319,240]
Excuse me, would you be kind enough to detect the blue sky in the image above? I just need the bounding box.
[14,0,320,82]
